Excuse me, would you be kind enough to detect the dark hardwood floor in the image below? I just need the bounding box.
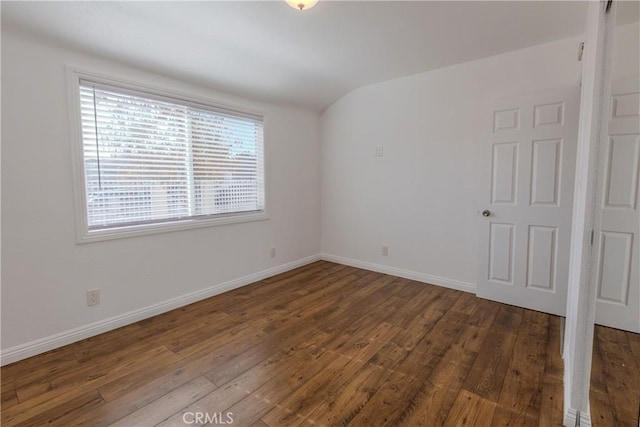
[590,324,640,426]
[1,261,638,426]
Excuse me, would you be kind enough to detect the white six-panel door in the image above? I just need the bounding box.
[595,79,640,333]
[477,88,580,316]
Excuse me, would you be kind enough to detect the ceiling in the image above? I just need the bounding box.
[2,1,638,111]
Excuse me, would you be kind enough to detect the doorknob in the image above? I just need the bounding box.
[482,210,491,217]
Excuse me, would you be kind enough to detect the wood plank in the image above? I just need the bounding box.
[396,309,471,378]
[427,325,486,385]
[1,346,78,384]
[260,321,402,426]
[107,376,215,427]
[591,328,610,394]
[466,298,501,329]
[221,394,275,427]
[72,323,146,362]
[317,276,403,336]
[590,389,621,427]
[1,389,19,411]
[396,382,461,427]
[543,315,563,381]
[70,350,228,427]
[385,311,483,426]
[142,262,348,333]
[462,330,517,402]
[1,350,81,393]
[170,315,273,363]
[263,268,373,316]
[157,333,329,426]
[155,383,248,427]
[4,262,624,427]
[449,324,489,355]
[393,278,428,301]
[492,310,548,425]
[13,390,104,427]
[538,376,564,427]
[204,328,330,387]
[224,350,341,427]
[450,291,480,315]
[490,305,525,335]
[443,389,496,427]
[260,270,383,333]
[96,354,195,402]
[370,287,452,370]
[540,317,564,427]
[627,332,640,370]
[4,346,177,426]
[261,356,365,427]
[304,362,395,425]
[384,284,444,328]
[347,370,424,426]
[321,319,403,366]
[593,326,640,425]
[224,266,361,317]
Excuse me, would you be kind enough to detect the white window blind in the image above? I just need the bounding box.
[79,80,265,231]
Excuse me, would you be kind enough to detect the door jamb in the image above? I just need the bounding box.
[563,1,616,426]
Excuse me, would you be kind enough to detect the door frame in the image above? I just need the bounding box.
[563,1,617,426]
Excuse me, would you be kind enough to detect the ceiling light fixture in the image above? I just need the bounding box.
[286,0,318,11]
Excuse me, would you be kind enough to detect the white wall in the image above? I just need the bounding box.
[321,35,586,289]
[0,28,321,357]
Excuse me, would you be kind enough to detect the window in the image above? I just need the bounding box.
[69,70,266,242]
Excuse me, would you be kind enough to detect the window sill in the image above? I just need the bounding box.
[77,211,269,244]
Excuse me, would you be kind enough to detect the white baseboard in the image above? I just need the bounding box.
[1,253,475,365]
[0,254,321,366]
[564,407,592,427]
[320,253,476,293]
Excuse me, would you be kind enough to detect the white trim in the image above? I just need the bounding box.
[65,65,270,244]
[564,407,592,427]
[0,254,477,365]
[0,254,320,366]
[78,212,270,244]
[66,65,266,118]
[564,1,615,424]
[320,253,476,293]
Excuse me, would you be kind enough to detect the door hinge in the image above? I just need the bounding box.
[590,229,595,246]
[578,42,585,61]
[605,0,613,13]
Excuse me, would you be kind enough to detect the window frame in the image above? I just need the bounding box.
[66,66,269,243]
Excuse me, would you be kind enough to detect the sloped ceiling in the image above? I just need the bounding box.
[2,1,637,111]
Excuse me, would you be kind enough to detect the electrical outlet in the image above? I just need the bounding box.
[381,245,389,256]
[270,247,277,258]
[87,289,100,307]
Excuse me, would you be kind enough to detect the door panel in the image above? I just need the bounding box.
[491,142,518,204]
[489,223,515,283]
[530,139,562,206]
[526,225,557,291]
[595,79,640,333]
[477,88,579,316]
[534,102,564,128]
[604,135,639,208]
[597,231,633,304]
